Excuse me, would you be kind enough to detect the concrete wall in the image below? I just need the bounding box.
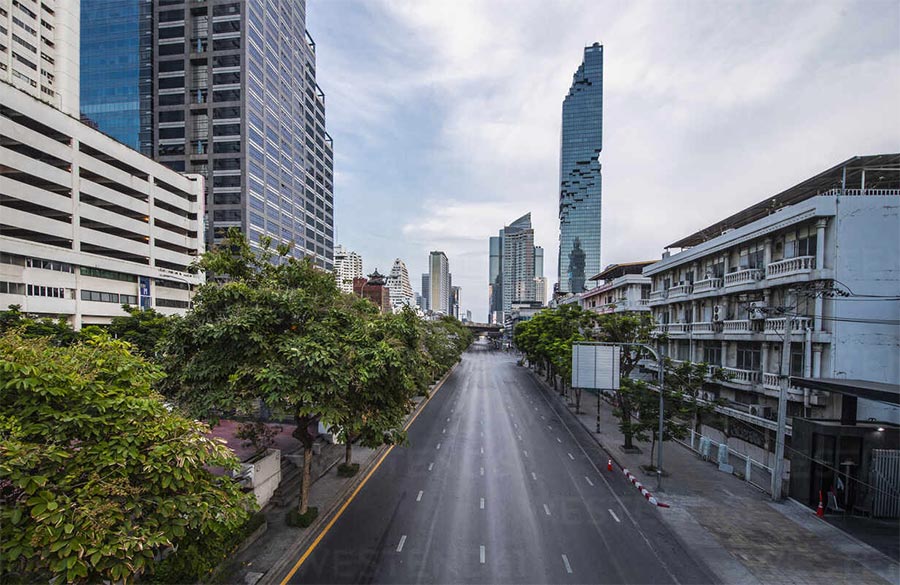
[240,449,282,509]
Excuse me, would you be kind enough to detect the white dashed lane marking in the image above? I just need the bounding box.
[543,504,551,516]
[561,554,573,574]
[428,462,434,471]
[416,490,423,502]
[609,509,621,523]
[396,535,407,552]
[568,453,575,461]
[585,476,594,486]
[480,545,486,564]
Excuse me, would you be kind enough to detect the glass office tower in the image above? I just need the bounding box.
[80,0,153,154]
[558,43,603,294]
[151,0,334,268]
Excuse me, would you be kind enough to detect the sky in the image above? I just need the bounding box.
[308,0,900,321]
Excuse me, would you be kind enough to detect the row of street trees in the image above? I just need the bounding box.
[0,232,471,583]
[513,305,724,469]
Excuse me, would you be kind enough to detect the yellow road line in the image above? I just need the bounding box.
[278,366,457,585]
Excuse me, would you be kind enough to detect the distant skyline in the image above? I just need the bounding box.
[310,0,900,320]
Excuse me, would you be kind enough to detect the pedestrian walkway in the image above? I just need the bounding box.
[532,370,899,585]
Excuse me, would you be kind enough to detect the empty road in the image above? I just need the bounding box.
[283,342,715,584]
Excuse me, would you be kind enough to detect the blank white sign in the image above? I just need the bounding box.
[571,344,621,390]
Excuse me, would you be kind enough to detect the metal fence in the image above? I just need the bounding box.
[871,449,900,518]
[677,430,786,496]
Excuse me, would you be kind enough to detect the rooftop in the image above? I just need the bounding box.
[667,154,900,249]
[589,261,656,282]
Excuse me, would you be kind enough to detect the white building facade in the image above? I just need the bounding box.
[385,257,414,313]
[0,0,79,116]
[0,81,205,328]
[644,155,899,427]
[333,245,362,294]
[581,261,652,315]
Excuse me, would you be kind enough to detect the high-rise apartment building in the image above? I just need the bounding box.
[420,272,430,312]
[148,0,334,268]
[450,285,460,319]
[1,0,79,116]
[558,43,603,295]
[428,251,449,315]
[385,257,413,313]
[489,213,545,323]
[80,0,153,154]
[333,245,361,294]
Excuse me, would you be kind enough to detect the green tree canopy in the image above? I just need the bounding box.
[107,304,174,359]
[0,331,253,584]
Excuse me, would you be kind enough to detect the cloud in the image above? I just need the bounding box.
[309,0,900,320]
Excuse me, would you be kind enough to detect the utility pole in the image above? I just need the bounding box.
[657,340,666,491]
[771,323,791,500]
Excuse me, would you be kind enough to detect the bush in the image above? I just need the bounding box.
[337,462,359,477]
[285,507,319,528]
[142,513,266,584]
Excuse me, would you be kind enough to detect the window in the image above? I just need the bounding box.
[159,110,185,123]
[213,158,240,170]
[156,297,190,309]
[213,20,240,34]
[159,59,185,73]
[213,3,240,16]
[27,284,68,298]
[213,175,241,188]
[213,192,241,205]
[26,257,73,272]
[158,9,184,22]
[214,123,240,136]
[156,279,189,291]
[213,89,240,102]
[159,25,185,40]
[213,209,241,222]
[159,126,185,140]
[80,267,136,283]
[702,342,722,366]
[159,93,185,106]
[736,343,760,371]
[0,252,27,266]
[214,106,240,119]
[158,143,185,156]
[159,42,185,56]
[213,37,240,51]
[158,76,185,90]
[213,141,241,154]
[0,281,26,294]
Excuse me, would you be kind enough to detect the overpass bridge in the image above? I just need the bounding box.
[464,322,504,338]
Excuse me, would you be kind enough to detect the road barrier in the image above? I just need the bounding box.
[622,468,670,508]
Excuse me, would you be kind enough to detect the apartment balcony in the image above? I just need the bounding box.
[668,322,691,336]
[668,283,693,299]
[636,298,650,307]
[648,289,668,305]
[724,367,760,385]
[692,277,722,294]
[762,373,808,401]
[692,321,715,334]
[766,255,815,280]
[722,319,752,334]
[724,268,764,288]
[764,316,812,335]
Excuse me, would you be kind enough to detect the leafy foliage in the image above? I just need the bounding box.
[0,304,83,346]
[0,331,254,584]
[106,304,174,359]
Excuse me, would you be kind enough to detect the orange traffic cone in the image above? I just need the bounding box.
[816,491,825,518]
[607,459,613,472]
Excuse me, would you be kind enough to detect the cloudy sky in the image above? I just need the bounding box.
[308,0,900,321]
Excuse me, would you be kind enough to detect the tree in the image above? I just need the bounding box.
[589,312,657,451]
[159,232,354,519]
[107,304,174,359]
[0,304,82,346]
[0,331,253,584]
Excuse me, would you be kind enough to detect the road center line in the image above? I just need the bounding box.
[442,428,446,434]
[561,554,573,574]
[480,446,484,454]
[531,472,537,481]
[446,417,450,422]
[585,476,594,486]
[556,437,562,443]
[396,535,407,552]
[543,503,551,516]
[523,449,529,457]
[480,466,484,476]
[609,509,621,523]
[480,497,485,509]
[436,442,441,450]
[548,425,552,430]
[567,452,575,460]
[479,545,486,564]
[416,490,423,502]
[428,462,434,471]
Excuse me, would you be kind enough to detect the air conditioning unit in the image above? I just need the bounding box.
[712,305,723,322]
[749,405,772,418]
[748,301,767,320]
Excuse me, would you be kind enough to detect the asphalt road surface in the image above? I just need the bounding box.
[285,341,716,584]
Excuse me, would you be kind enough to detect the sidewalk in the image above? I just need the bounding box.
[530,369,899,585]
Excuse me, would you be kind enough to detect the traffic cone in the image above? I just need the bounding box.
[816,491,825,518]
[607,459,613,472]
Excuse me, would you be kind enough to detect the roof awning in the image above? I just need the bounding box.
[790,377,900,405]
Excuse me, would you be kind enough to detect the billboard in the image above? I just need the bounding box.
[572,344,621,390]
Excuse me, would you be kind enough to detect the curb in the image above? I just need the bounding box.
[258,360,461,585]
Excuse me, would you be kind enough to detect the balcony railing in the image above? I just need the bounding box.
[693,277,722,293]
[648,289,667,302]
[637,298,650,306]
[692,321,715,333]
[724,268,764,287]
[764,316,812,334]
[767,255,815,279]
[724,367,760,385]
[669,323,690,334]
[668,283,693,298]
[723,319,752,334]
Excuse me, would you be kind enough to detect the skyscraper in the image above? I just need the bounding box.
[428,251,449,315]
[450,286,460,319]
[1,0,79,116]
[333,245,362,294]
[80,0,153,153]
[385,257,414,312]
[488,213,544,323]
[420,273,430,312]
[149,0,334,268]
[558,43,603,294]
